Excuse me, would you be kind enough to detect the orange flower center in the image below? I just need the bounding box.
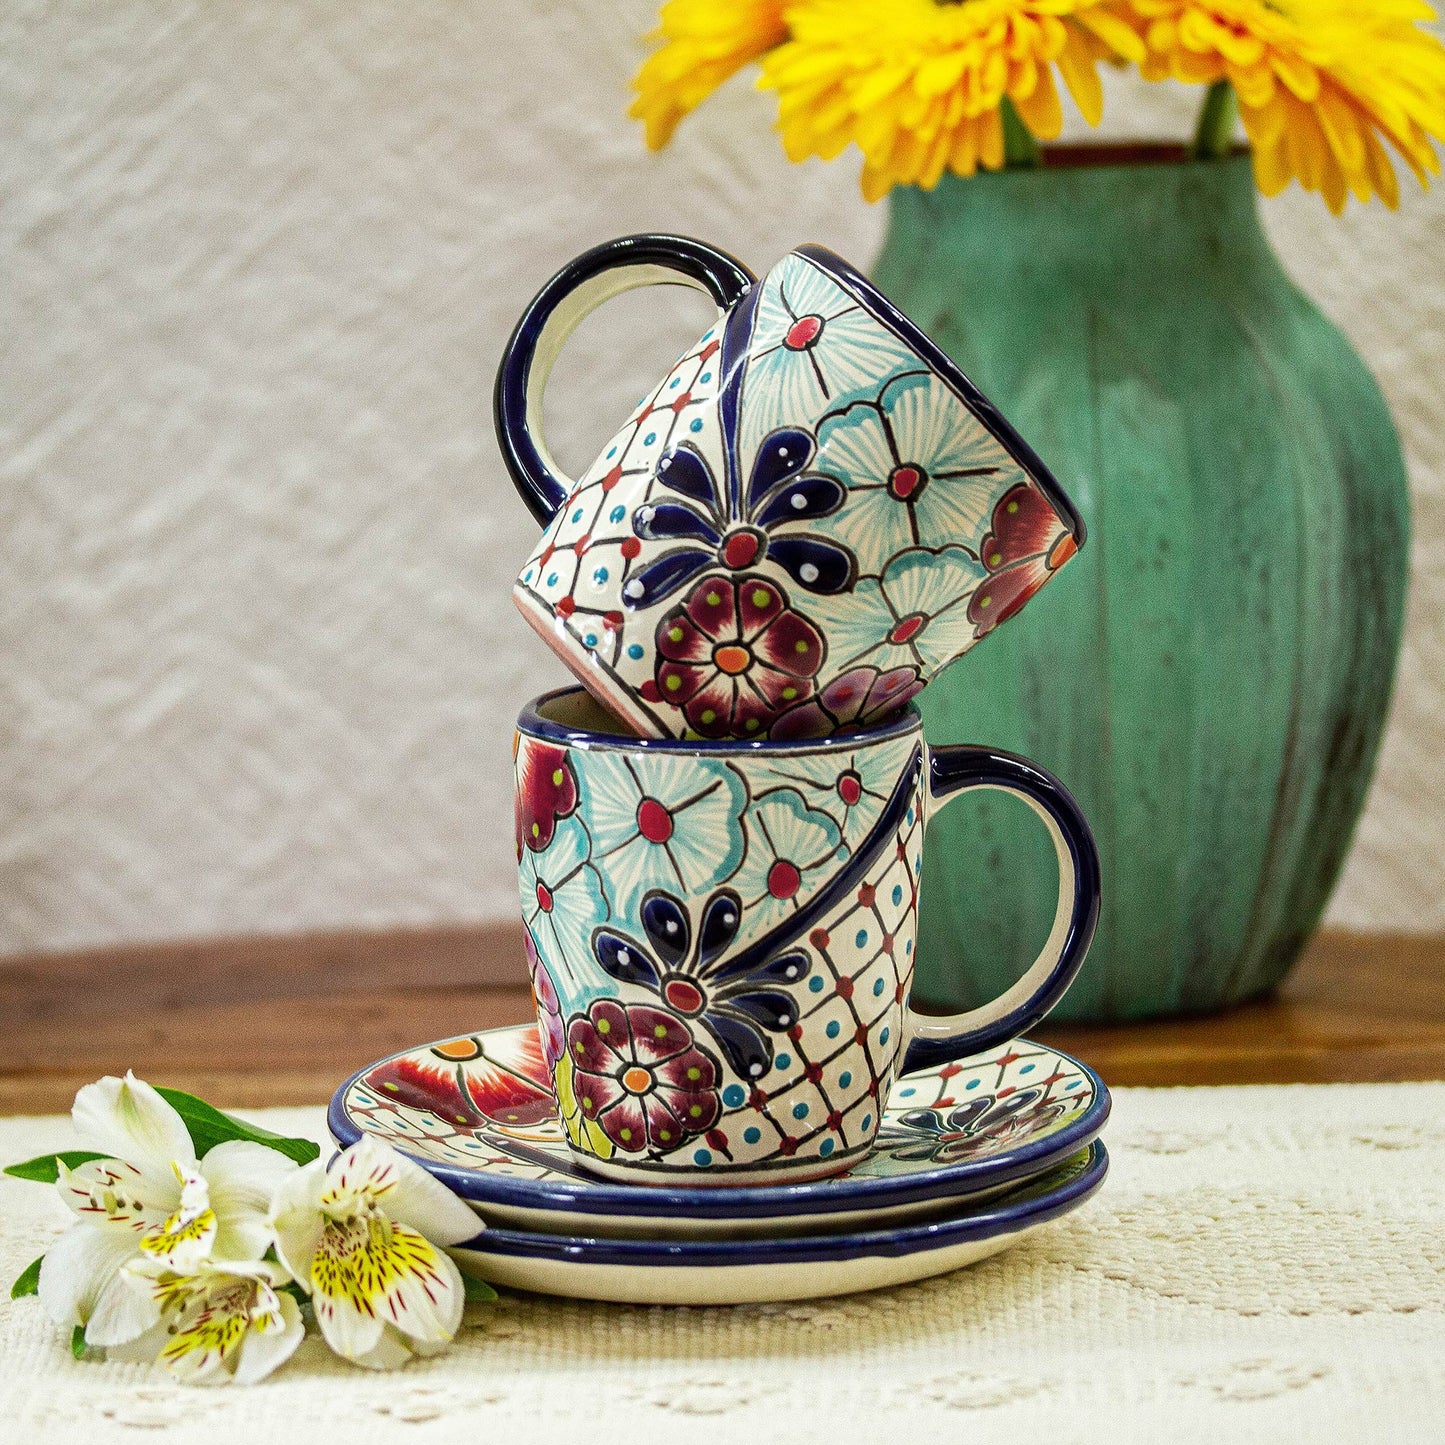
[621,1065,653,1095]
[713,643,752,675]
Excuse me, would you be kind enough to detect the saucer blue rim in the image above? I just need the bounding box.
[327,1030,1111,1223]
[454,1141,1107,1266]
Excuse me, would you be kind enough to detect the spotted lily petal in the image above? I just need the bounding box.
[135,1167,218,1271]
[158,1267,303,1386]
[55,1156,175,1236]
[349,1143,483,1249]
[229,1292,305,1386]
[317,1216,466,1355]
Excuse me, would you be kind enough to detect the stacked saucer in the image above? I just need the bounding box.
[329,1023,1109,1305]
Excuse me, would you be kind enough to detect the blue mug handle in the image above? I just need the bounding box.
[493,234,757,527]
[901,744,1102,1073]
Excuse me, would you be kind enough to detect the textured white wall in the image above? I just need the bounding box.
[2,0,1441,956]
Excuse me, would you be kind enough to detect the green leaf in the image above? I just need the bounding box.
[153,1088,320,1166]
[10,1255,43,1299]
[3,1150,109,1184]
[462,1273,499,1305]
[71,1324,88,1360]
[1192,79,1239,161]
[999,97,1043,170]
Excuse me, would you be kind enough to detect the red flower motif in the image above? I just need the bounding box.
[564,1000,721,1155]
[525,928,565,1070]
[645,573,825,738]
[515,739,579,856]
[771,663,922,740]
[968,482,1078,637]
[365,1027,554,1130]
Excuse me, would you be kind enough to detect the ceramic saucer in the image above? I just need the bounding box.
[329,1023,1109,1237]
[449,1142,1107,1305]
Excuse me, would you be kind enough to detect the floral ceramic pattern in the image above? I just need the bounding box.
[817,369,1016,561]
[338,1026,1097,1189]
[563,1000,722,1155]
[771,665,924,741]
[574,744,748,924]
[735,255,916,466]
[804,547,987,676]
[363,1027,555,1133]
[625,429,854,611]
[592,887,812,1081]
[642,572,826,738]
[727,787,845,935]
[512,246,1078,740]
[968,481,1081,638]
[516,813,611,991]
[514,720,927,1172]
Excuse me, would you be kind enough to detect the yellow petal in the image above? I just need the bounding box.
[949,118,981,176]
[1270,48,1321,104]
[1075,9,1146,64]
[979,107,1006,169]
[1249,136,1292,196]
[1012,65,1064,138]
[1058,38,1106,125]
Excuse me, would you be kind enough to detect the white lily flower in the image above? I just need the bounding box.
[269,1135,481,1370]
[96,1256,306,1386]
[37,1072,298,1341]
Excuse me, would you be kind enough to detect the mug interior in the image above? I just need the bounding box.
[523,685,923,754]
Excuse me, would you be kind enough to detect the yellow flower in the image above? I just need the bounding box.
[631,0,791,149]
[760,0,1145,201]
[1126,0,1445,210]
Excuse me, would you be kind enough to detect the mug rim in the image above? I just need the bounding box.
[794,243,1085,547]
[517,685,922,754]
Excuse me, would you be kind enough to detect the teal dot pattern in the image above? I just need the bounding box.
[677,796,926,1175]
[511,327,720,675]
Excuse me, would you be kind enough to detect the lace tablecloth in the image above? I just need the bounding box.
[2,1083,1442,1442]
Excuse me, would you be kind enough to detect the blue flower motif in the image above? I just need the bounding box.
[592,888,812,1082]
[619,430,856,611]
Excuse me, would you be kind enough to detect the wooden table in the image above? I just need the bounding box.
[2,927,1442,1113]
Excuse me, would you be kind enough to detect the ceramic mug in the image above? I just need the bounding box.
[496,234,1085,742]
[515,686,1100,1186]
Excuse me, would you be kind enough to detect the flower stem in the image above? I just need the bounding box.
[1192,80,1238,160]
[1000,98,1042,169]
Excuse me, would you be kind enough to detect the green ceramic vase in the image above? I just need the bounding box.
[873,149,1409,1020]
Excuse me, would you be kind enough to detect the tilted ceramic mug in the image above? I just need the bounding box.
[515,686,1100,1186]
[496,234,1085,742]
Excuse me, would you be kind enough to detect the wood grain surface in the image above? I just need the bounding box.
[2,927,1441,1114]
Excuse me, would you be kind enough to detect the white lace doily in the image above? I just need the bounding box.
[2,1083,1442,1442]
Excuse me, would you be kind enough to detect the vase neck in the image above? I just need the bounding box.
[886,154,1275,286]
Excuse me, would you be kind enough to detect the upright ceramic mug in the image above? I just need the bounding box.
[496,235,1085,742]
[516,686,1100,1186]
